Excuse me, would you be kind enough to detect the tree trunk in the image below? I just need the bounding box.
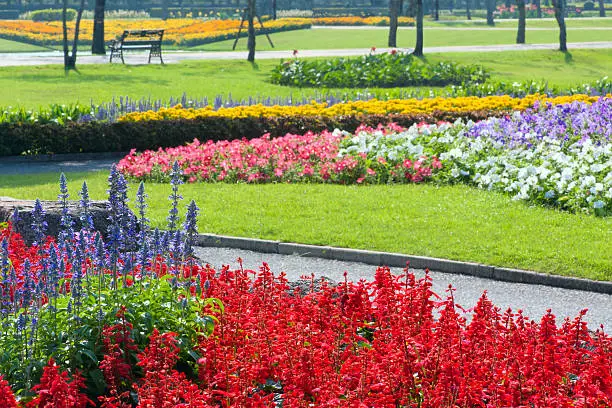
[272,0,277,19]
[486,0,495,25]
[162,0,169,20]
[247,0,256,62]
[516,0,526,43]
[389,0,399,47]
[413,0,424,56]
[434,0,439,20]
[92,0,105,55]
[62,0,70,69]
[466,0,471,19]
[536,0,541,17]
[552,0,567,51]
[598,0,606,17]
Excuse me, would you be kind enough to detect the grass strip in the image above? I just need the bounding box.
[1,170,609,281]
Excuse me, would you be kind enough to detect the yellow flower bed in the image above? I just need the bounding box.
[118,94,599,122]
[0,18,311,46]
[311,16,415,26]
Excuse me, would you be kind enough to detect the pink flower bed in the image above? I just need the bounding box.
[117,125,441,185]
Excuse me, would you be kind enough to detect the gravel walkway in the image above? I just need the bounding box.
[0,158,119,175]
[0,41,610,66]
[194,246,612,330]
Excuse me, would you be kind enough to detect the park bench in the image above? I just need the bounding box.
[108,29,164,64]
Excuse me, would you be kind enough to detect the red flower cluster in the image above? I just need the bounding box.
[27,359,93,408]
[117,126,440,185]
[0,375,18,408]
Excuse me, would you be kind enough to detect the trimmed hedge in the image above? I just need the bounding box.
[0,110,502,157]
[30,8,77,21]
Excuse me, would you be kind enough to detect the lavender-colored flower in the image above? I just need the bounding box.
[183,200,199,258]
[79,181,94,231]
[30,199,47,248]
[167,161,183,232]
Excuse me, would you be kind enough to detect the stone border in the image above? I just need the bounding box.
[196,233,612,295]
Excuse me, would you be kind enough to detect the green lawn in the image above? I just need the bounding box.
[193,26,611,51]
[0,170,610,281]
[0,38,52,53]
[0,49,609,107]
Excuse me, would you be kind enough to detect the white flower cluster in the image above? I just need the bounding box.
[338,121,611,215]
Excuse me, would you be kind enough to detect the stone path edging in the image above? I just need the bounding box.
[196,233,612,294]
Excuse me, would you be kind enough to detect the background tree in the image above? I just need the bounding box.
[552,0,567,51]
[433,0,440,20]
[486,0,495,25]
[466,0,471,20]
[247,0,256,62]
[535,0,542,18]
[388,0,403,47]
[272,0,277,19]
[62,0,86,71]
[162,0,169,20]
[413,0,424,56]
[91,0,105,55]
[598,0,606,17]
[516,0,526,43]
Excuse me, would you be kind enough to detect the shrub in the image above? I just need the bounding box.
[583,1,595,10]
[271,51,489,88]
[29,8,77,22]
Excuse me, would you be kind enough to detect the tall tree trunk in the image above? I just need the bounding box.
[552,0,567,51]
[486,0,495,25]
[434,0,439,19]
[247,0,256,62]
[536,0,541,17]
[598,0,606,17]
[389,0,400,47]
[466,0,471,19]
[162,0,169,20]
[272,0,277,19]
[62,0,85,71]
[92,0,105,55]
[413,0,424,56]
[516,0,525,43]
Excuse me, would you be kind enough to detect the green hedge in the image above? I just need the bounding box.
[0,110,502,157]
[30,8,77,21]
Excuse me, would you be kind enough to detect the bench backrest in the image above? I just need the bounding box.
[119,29,164,43]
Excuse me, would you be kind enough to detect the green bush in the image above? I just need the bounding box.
[30,8,77,22]
[0,110,502,157]
[271,52,489,88]
[583,1,595,10]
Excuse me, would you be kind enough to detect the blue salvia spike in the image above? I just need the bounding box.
[167,161,183,232]
[30,199,47,249]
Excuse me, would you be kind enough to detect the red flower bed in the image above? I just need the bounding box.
[1,224,611,406]
[117,124,441,185]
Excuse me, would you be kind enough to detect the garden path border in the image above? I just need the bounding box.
[195,233,612,294]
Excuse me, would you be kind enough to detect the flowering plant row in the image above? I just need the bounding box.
[118,127,441,184]
[309,15,415,26]
[271,51,489,88]
[2,78,609,126]
[119,98,611,215]
[0,18,310,47]
[338,98,612,215]
[117,94,599,122]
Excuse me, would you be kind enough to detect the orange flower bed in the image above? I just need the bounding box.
[0,18,311,47]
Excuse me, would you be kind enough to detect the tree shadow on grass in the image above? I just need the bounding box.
[563,51,573,64]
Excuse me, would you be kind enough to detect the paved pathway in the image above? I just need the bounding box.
[195,246,612,329]
[313,25,612,30]
[0,41,610,66]
[0,157,119,175]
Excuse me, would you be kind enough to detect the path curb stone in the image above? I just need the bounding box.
[196,233,612,294]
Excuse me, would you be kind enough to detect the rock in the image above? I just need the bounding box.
[0,197,128,245]
[286,275,338,296]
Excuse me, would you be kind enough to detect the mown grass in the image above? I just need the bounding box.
[0,170,610,281]
[193,26,611,51]
[0,48,610,107]
[0,38,51,53]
